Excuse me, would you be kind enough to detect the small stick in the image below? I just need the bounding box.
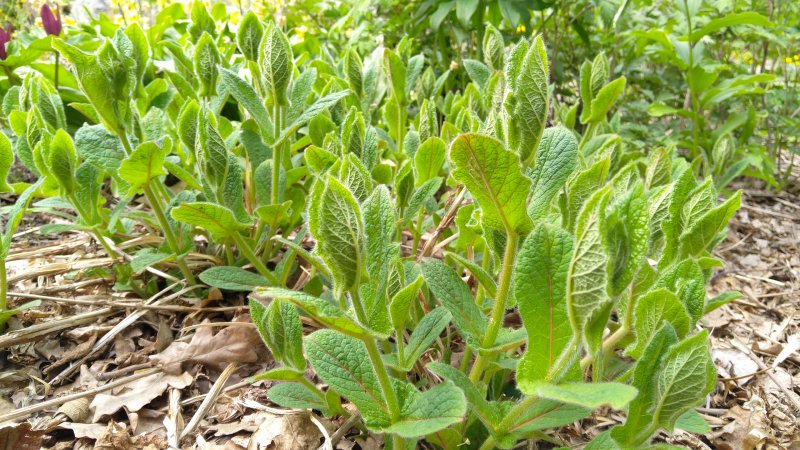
[0,368,160,423]
[180,363,239,439]
[730,339,800,413]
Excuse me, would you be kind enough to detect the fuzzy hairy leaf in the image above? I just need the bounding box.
[626,289,690,359]
[449,133,533,235]
[415,137,446,185]
[379,381,466,437]
[514,224,574,391]
[119,141,168,195]
[527,126,578,220]
[604,182,649,296]
[305,329,391,427]
[170,202,249,241]
[510,35,549,163]
[308,175,364,294]
[200,266,269,291]
[536,382,637,409]
[259,22,293,105]
[220,68,273,141]
[421,259,487,349]
[251,298,305,370]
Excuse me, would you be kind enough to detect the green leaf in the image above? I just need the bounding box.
[626,289,691,359]
[514,224,574,391]
[384,49,406,103]
[250,367,305,382]
[305,329,391,427]
[656,259,705,326]
[47,129,78,196]
[565,157,610,231]
[405,177,441,219]
[0,131,14,192]
[483,24,505,71]
[308,176,364,294]
[118,141,168,195]
[704,291,742,314]
[500,398,591,441]
[251,298,306,370]
[536,382,638,409]
[679,190,741,257]
[427,362,500,430]
[344,48,363,97]
[194,33,220,97]
[74,124,125,175]
[338,153,372,202]
[171,202,249,241]
[653,331,716,432]
[567,186,611,339]
[220,68,273,142]
[690,12,773,43]
[414,137,446,185]
[449,133,533,235]
[586,77,626,123]
[527,126,578,220]
[612,324,678,447]
[2,179,44,254]
[379,381,466,437]
[444,252,497,298]
[237,11,264,62]
[268,382,329,414]
[509,35,549,163]
[579,61,593,123]
[389,276,424,331]
[259,22,293,105]
[404,308,451,368]
[130,248,171,274]
[197,112,230,191]
[604,182,649,296]
[200,266,269,291]
[421,259,487,349]
[463,59,491,91]
[274,90,350,147]
[256,287,387,340]
[363,185,398,284]
[590,53,609,98]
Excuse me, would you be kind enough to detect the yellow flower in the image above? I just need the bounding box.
[345,28,353,39]
[64,16,76,26]
[449,60,459,70]
[786,57,794,64]
[230,10,241,25]
[794,54,800,61]
[296,25,307,40]
[516,24,526,34]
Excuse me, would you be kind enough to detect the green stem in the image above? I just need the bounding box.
[143,185,197,285]
[396,101,405,156]
[53,51,60,91]
[411,210,424,256]
[232,232,279,285]
[0,258,7,312]
[468,232,519,383]
[363,337,401,423]
[271,101,282,205]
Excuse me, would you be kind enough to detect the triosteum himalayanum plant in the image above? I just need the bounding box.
[0,4,740,448]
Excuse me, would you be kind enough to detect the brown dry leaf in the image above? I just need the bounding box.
[714,347,760,384]
[0,422,45,450]
[710,399,772,450]
[90,371,193,422]
[247,413,322,450]
[150,324,261,375]
[59,422,108,439]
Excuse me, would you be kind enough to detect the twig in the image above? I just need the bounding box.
[0,368,160,423]
[181,363,239,439]
[317,412,361,450]
[0,307,117,349]
[730,339,800,413]
[180,380,250,407]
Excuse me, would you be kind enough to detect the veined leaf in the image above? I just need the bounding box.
[405,176,441,219]
[170,202,249,241]
[586,77,626,124]
[378,381,466,438]
[536,382,637,409]
[510,35,549,163]
[679,190,741,257]
[268,382,330,414]
[255,287,387,339]
[449,133,533,235]
[527,126,578,221]
[414,137,446,185]
[47,129,78,196]
[514,224,574,391]
[194,32,220,97]
[421,258,487,349]
[389,276,424,331]
[251,298,305,370]
[427,362,500,430]
[690,12,773,43]
[274,90,350,147]
[604,182,649,296]
[259,22,293,105]
[200,266,269,291]
[237,11,264,62]
[308,175,364,294]
[119,140,168,195]
[444,251,497,298]
[305,329,391,427]
[656,259,705,326]
[567,186,611,337]
[220,68,273,142]
[0,131,15,192]
[404,308,451,368]
[626,289,691,359]
[463,59,491,91]
[653,331,716,431]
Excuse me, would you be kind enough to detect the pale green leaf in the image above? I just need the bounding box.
[200,266,269,291]
[527,126,578,220]
[536,382,638,409]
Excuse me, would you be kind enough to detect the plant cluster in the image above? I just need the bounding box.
[0,1,746,448]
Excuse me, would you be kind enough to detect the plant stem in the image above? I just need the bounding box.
[0,258,7,312]
[53,51,60,91]
[468,232,519,383]
[363,337,402,434]
[271,102,282,205]
[232,233,279,285]
[143,185,196,286]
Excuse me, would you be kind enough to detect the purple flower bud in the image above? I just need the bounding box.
[0,24,13,61]
[41,4,62,37]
